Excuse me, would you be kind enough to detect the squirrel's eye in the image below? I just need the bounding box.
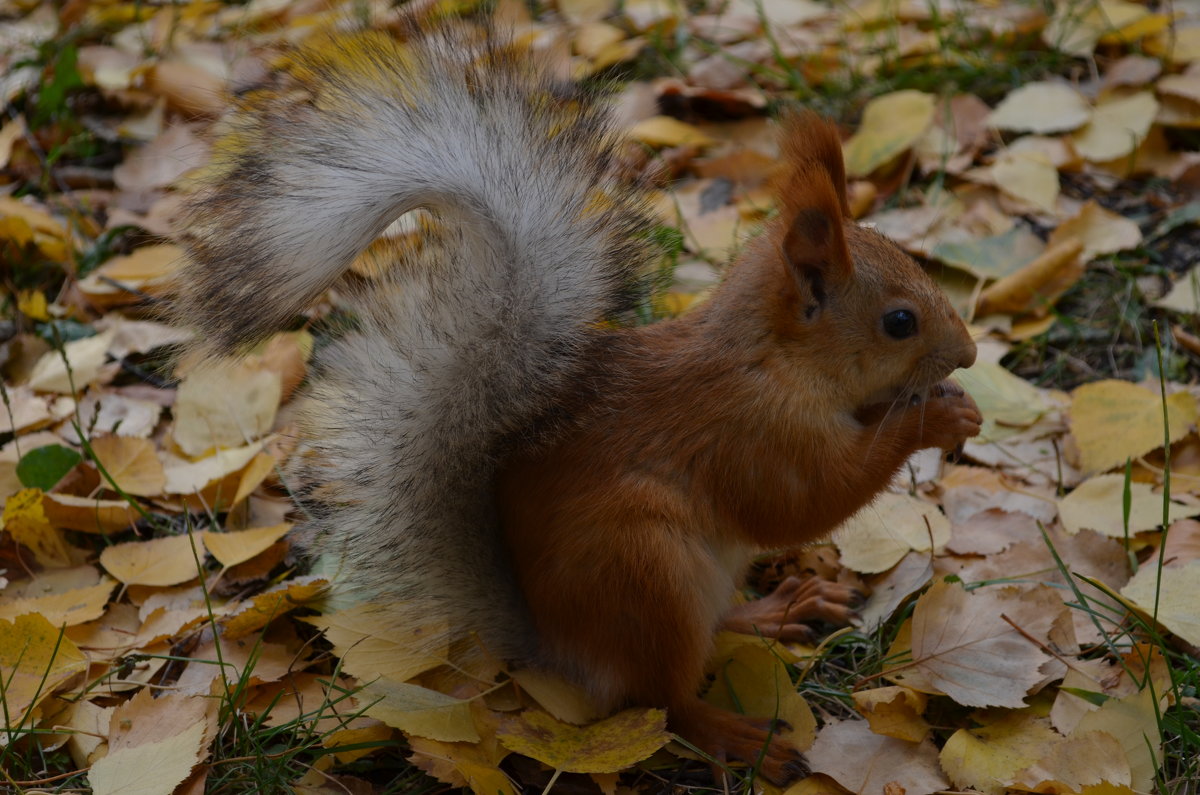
[883,309,917,339]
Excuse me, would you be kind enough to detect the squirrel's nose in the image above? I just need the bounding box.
[957,341,977,371]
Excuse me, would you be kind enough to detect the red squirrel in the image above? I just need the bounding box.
[173,25,980,785]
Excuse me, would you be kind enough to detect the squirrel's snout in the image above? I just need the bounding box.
[956,342,977,371]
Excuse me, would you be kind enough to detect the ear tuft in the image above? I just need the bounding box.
[775,111,853,293]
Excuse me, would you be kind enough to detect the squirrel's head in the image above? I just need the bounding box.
[744,111,977,411]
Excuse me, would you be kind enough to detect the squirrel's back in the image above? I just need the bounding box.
[172,26,656,660]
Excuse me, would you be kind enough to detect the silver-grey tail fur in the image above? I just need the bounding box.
[172,27,655,662]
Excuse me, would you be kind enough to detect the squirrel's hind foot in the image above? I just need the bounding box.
[670,699,808,786]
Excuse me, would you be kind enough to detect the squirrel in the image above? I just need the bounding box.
[172,24,981,785]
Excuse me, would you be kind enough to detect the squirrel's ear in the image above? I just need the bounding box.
[776,112,853,299]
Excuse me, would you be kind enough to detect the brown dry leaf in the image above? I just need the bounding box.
[705,642,817,750]
[842,89,935,177]
[77,244,183,305]
[26,328,117,394]
[1150,518,1200,567]
[360,680,479,743]
[941,711,1063,795]
[90,436,166,497]
[112,125,210,193]
[221,575,327,639]
[0,613,88,727]
[859,552,933,632]
[807,719,949,794]
[1120,560,1200,645]
[496,708,670,774]
[61,698,113,766]
[1058,474,1200,536]
[908,581,1052,707]
[987,82,1091,133]
[173,361,282,457]
[88,689,213,795]
[4,487,72,565]
[1071,92,1158,162]
[851,686,930,742]
[99,532,206,587]
[205,522,292,567]
[0,576,115,626]
[42,492,138,534]
[145,61,227,117]
[834,492,950,573]
[627,116,715,148]
[1048,200,1143,261]
[304,603,448,684]
[1008,731,1132,792]
[1068,380,1198,475]
[175,636,293,696]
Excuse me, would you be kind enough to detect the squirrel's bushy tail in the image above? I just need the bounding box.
[174,26,655,661]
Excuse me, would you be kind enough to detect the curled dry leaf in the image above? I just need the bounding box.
[626,116,715,148]
[975,236,1084,317]
[204,522,291,567]
[1048,200,1143,261]
[26,328,117,394]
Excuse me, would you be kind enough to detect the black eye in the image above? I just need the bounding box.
[883,309,917,339]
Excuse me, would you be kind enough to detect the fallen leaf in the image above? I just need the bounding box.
[1069,380,1198,475]
[100,532,207,587]
[361,680,480,743]
[807,719,949,794]
[1074,686,1162,793]
[4,487,72,565]
[1120,560,1200,645]
[172,362,282,457]
[205,523,292,567]
[1071,92,1158,163]
[1048,200,1143,261]
[88,718,207,795]
[834,492,951,573]
[221,575,326,639]
[842,90,935,177]
[941,711,1063,795]
[90,436,166,496]
[627,116,715,148]
[1058,474,1200,536]
[705,642,817,750]
[0,613,88,730]
[496,708,670,774]
[988,150,1061,215]
[0,576,116,626]
[987,82,1091,133]
[851,686,930,742]
[304,603,448,684]
[26,329,117,394]
[1007,731,1132,791]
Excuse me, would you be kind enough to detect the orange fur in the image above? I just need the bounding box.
[497,113,980,784]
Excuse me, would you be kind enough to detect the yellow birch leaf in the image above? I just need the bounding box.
[705,642,817,750]
[1145,27,1200,64]
[941,712,1062,795]
[87,720,207,795]
[990,150,1060,214]
[988,82,1091,133]
[303,603,448,683]
[205,523,292,567]
[324,721,394,764]
[1074,686,1161,793]
[1068,380,1198,475]
[1048,200,1143,261]
[1155,267,1200,314]
[4,487,72,565]
[41,493,138,534]
[0,196,67,237]
[408,736,517,795]
[0,577,116,626]
[172,362,282,457]
[496,708,670,774]
[0,613,88,729]
[842,90,935,177]
[361,680,479,743]
[1058,474,1200,536]
[1071,92,1158,163]
[221,576,327,639]
[17,290,49,321]
[627,116,715,148]
[851,686,930,742]
[1008,731,1132,791]
[1120,560,1200,645]
[232,452,276,505]
[808,719,949,794]
[100,533,207,587]
[90,436,166,497]
[956,360,1052,441]
[510,668,603,725]
[834,492,950,573]
[161,442,263,495]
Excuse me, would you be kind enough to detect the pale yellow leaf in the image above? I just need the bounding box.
[1008,731,1132,791]
[956,360,1053,441]
[100,533,206,587]
[221,575,326,639]
[88,719,206,795]
[988,82,1091,133]
[304,602,448,683]
[1058,474,1200,536]
[408,735,517,795]
[1043,0,1149,56]
[361,680,479,743]
[4,487,72,565]
[1153,266,1200,314]
[173,362,282,457]
[1075,686,1161,793]
[0,577,116,626]
[496,708,670,774]
[205,523,292,567]
[161,441,263,494]
[1068,380,1197,475]
[510,668,602,725]
[842,90,935,177]
[1072,92,1158,162]
[990,150,1060,214]
[27,329,117,394]
[835,492,950,573]
[705,642,817,750]
[90,436,166,496]
[1145,26,1200,64]
[1120,560,1200,645]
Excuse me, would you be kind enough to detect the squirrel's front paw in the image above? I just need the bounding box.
[917,381,982,450]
